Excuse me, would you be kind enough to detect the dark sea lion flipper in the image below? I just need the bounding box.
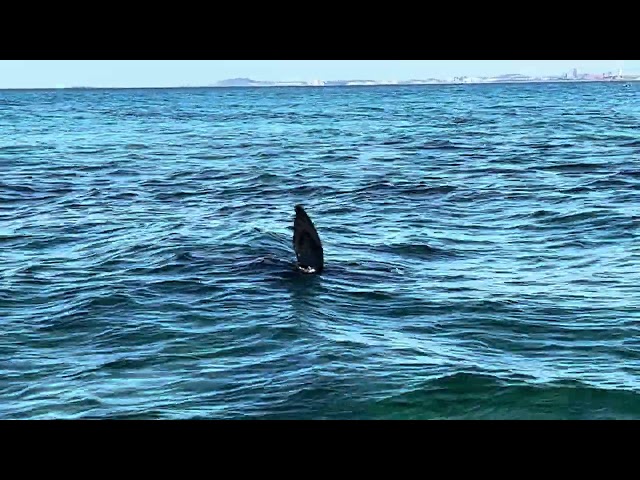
[292,204,324,274]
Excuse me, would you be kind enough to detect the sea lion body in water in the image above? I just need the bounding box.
[293,204,324,274]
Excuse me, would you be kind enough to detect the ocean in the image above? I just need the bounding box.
[1,82,639,419]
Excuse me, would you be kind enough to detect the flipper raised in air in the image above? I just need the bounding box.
[293,204,324,274]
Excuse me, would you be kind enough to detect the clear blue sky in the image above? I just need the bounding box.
[0,60,636,89]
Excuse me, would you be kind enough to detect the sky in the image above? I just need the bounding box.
[0,60,636,89]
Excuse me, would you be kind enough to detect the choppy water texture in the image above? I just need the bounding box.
[1,83,639,419]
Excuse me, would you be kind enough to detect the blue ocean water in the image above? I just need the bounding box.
[1,83,639,419]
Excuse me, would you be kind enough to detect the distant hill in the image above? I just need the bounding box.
[215,78,260,87]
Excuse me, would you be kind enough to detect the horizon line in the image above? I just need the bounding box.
[0,78,637,92]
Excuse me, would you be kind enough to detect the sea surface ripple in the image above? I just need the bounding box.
[1,83,639,419]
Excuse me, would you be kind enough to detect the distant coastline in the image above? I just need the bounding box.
[211,74,640,88]
[1,74,638,91]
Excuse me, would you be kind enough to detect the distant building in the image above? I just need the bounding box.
[572,68,578,78]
